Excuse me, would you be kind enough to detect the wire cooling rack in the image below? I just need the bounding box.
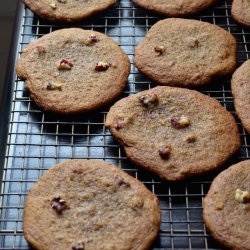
[0,0,249,249]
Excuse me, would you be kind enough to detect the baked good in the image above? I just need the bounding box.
[133,0,216,17]
[16,28,130,114]
[203,160,250,250]
[21,0,117,22]
[134,18,236,87]
[105,86,241,181]
[24,159,161,250]
[231,60,250,134]
[232,0,250,28]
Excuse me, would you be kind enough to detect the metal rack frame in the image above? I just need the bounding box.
[0,0,249,249]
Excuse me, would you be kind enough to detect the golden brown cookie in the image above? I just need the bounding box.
[231,60,250,134]
[134,18,236,87]
[105,86,240,181]
[232,0,250,28]
[21,0,117,22]
[203,160,250,250]
[16,28,130,114]
[24,159,161,250]
[133,0,216,17]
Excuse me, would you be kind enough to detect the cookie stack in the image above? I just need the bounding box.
[18,0,250,249]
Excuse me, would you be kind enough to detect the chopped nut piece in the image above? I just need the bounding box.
[47,82,62,91]
[115,175,131,187]
[51,196,67,214]
[154,45,166,55]
[88,35,100,43]
[170,116,190,129]
[95,62,111,71]
[114,119,125,130]
[57,0,67,3]
[215,201,224,210]
[72,243,85,250]
[139,94,159,107]
[159,145,171,159]
[34,44,46,54]
[184,134,197,143]
[235,189,250,203]
[57,59,73,70]
[49,1,57,9]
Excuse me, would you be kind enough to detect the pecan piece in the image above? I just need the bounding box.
[235,189,250,204]
[34,44,46,54]
[51,196,67,214]
[49,2,57,9]
[114,119,125,130]
[115,175,130,187]
[57,59,73,70]
[47,82,62,91]
[170,116,190,129]
[72,243,85,250]
[139,94,159,107]
[159,145,171,159]
[154,45,165,55]
[95,62,111,71]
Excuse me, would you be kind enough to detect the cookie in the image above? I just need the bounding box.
[16,28,130,114]
[134,18,236,87]
[105,86,240,181]
[24,159,161,250]
[133,0,216,17]
[231,60,250,134]
[232,0,250,28]
[21,0,117,22]
[203,160,250,250]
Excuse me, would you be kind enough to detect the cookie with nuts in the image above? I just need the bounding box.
[133,0,216,17]
[23,160,160,250]
[134,18,236,87]
[232,0,250,28]
[16,28,130,114]
[203,160,250,250]
[105,86,240,181]
[231,60,250,134]
[21,0,117,22]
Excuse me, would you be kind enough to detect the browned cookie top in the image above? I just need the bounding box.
[232,0,250,28]
[133,0,216,17]
[21,0,117,22]
[203,160,250,250]
[231,60,250,134]
[134,18,236,87]
[16,28,130,114]
[24,159,161,250]
[105,86,240,181]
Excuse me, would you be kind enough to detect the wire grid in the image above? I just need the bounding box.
[0,0,250,249]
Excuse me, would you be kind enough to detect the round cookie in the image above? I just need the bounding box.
[24,159,161,250]
[232,0,250,28]
[203,160,250,250]
[21,0,117,23]
[134,18,236,87]
[105,86,240,181]
[16,28,130,114]
[231,60,250,134]
[133,0,216,17]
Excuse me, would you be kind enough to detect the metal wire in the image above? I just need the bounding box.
[0,0,249,249]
